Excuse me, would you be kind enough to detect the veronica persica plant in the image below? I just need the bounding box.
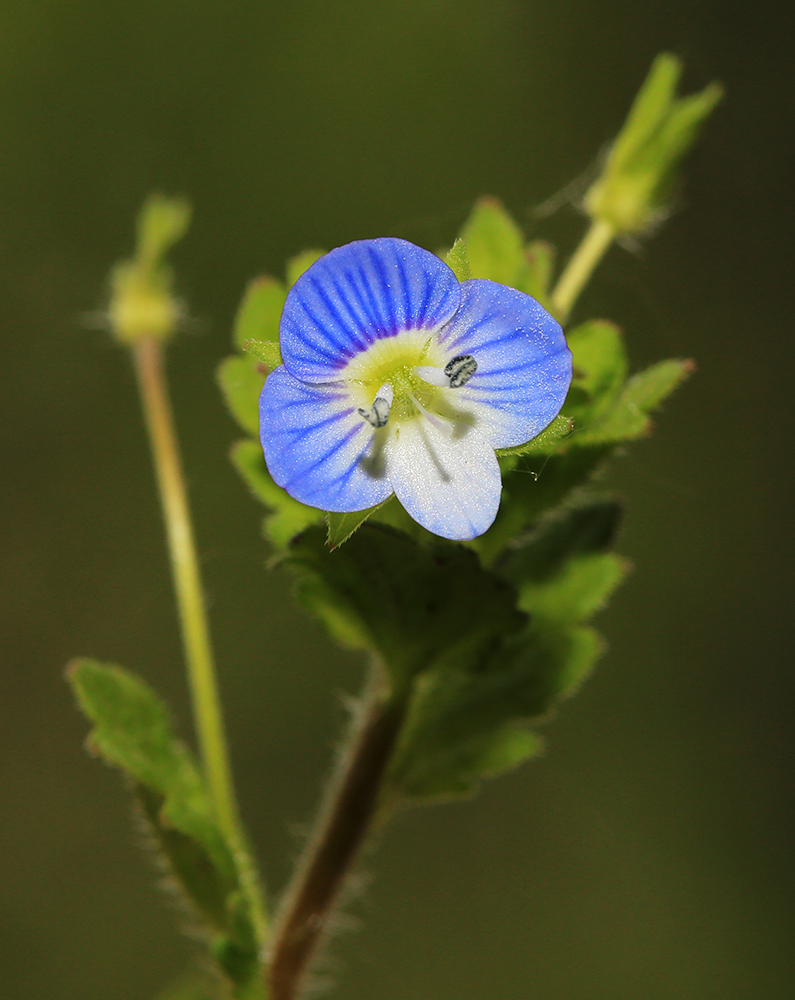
[259,237,572,540]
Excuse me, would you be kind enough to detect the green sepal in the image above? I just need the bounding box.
[584,53,723,233]
[284,523,527,689]
[65,659,261,985]
[232,276,286,351]
[444,238,472,281]
[327,497,396,550]
[216,356,267,436]
[244,338,282,368]
[286,248,326,287]
[460,196,529,287]
[230,438,324,548]
[571,357,694,446]
[496,415,574,458]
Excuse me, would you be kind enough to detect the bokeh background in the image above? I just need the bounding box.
[2,1,793,998]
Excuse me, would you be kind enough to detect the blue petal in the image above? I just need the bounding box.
[279,238,461,383]
[259,366,394,511]
[437,279,572,449]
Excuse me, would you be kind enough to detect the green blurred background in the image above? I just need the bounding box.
[2,1,793,997]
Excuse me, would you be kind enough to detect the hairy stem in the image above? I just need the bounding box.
[268,669,407,1000]
[131,336,267,941]
[551,217,615,322]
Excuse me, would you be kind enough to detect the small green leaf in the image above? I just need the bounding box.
[286,248,326,287]
[518,239,556,306]
[385,620,602,802]
[519,552,629,625]
[564,320,629,427]
[216,356,267,436]
[244,338,282,368]
[230,438,324,547]
[285,523,527,688]
[496,415,574,458]
[503,500,623,582]
[573,357,694,445]
[460,197,528,287]
[444,237,472,281]
[327,497,395,549]
[67,659,237,924]
[474,444,613,565]
[233,277,286,351]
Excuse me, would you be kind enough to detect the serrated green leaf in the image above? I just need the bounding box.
[496,415,574,458]
[216,356,267,436]
[233,277,286,351]
[230,438,324,547]
[286,248,326,287]
[68,660,262,990]
[501,501,627,624]
[67,659,237,924]
[385,620,602,802]
[519,552,629,625]
[285,523,526,688]
[460,197,529,287]
[573,357,694,445]
[244,338,282,368]
[327,497,395,549]
[564,320,629,427]
[444,238,472,281]
[474,444,613,565]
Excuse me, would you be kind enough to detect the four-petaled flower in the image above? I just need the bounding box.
[259,238,572,540]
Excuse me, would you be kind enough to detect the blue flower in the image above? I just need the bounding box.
[259,238,572,541]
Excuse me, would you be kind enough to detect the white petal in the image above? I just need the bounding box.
[384,417,502,540]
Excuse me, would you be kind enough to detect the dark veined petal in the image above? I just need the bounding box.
[259,367,393,512]
[436,279,572,449]
[279,238,462,383]
[384,417,502,540]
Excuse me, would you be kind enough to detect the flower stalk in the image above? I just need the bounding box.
[268,666,408,1000]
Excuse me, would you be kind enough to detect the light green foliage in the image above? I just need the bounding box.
[385,502,626,801]
[522,239,556,307]
[232,277,286,351]
[216,356,267,436]
[461,196,530,287]
[570,357,694,445]
[286,248,326,287]
[444,237,472,281]
[66,659,262,994]
[584,53,722,233]
[285,524,527,689]
[231,439,324,548]
[136,193,192,268]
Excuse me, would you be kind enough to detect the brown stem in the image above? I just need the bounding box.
[268,671,407,1000]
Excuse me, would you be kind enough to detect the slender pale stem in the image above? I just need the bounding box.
[268,667,407,1000]
[551,217,616,322]
[131,336,267,939]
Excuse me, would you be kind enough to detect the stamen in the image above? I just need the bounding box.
[415,354,478,389]
[444,354,477,387]
[358,383,393,428]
